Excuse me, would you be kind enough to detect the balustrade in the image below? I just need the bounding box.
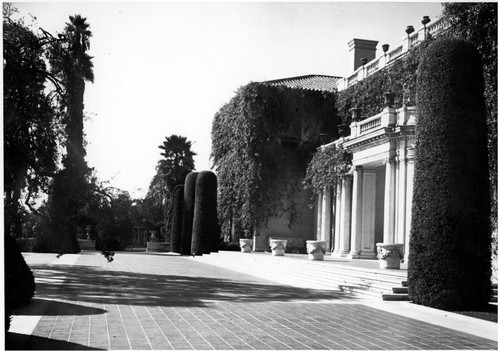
[337,16,448,92]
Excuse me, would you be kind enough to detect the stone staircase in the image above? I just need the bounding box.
[193,251,498,303]
[192,251,407,299]
[381,281,499,303]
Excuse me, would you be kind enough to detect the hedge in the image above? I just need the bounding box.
[180,172,198,255]
[170,185,184,253]
[191,171,219,255]
[408,37,491,310]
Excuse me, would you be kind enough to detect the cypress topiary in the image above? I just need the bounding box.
[180,172,198,255]
[170,185,184,253]
[409,37,491,310]
[192,171,219,255]
[5,234,36,331]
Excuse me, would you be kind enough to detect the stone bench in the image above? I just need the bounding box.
[268,237,306,254]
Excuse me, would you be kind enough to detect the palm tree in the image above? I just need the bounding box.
[158,135,197,191]
[62,14,94,168]
[45,15,94,253]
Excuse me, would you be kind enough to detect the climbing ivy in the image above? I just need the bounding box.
[303,144,352,196]
[211,82,338,238]
[336,39,433,124]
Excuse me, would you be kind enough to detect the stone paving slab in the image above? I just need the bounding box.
[6,251,499,350]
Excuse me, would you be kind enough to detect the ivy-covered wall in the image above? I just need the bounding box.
[211,82,339,246]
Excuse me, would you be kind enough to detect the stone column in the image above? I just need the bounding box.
[396,150,407,245]
[405,148,416,262]
[383,155,397,243]
[338,175,353,257]
[321,188,332,251]
[348,166,363,259]
[332,182,342,256]
[360,170,377,258]
[316,190,323,241]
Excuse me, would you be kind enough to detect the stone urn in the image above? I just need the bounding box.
[376,243,405,269]
[306,240,327,261]
[270,239,287,256]
[239,238,253,253]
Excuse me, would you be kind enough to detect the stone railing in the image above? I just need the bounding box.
[337,16,449,91]
[349,106,416,139]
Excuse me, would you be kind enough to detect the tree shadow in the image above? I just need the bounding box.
[13,298,106,316]
[29,260,356,308]
[6,332,103,350]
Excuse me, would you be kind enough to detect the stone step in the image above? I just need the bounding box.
[195,251,406,298]
[382,293,411,301]
[392,287,409,294]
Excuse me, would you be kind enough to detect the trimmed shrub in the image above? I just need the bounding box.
[192,171,219,255]
[5,234,36,331]
[180,172,198,255]
[409,37,491,310]
[170,185,184,253]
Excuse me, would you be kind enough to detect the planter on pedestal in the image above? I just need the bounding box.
[306,240,327,260]
[270,239,287,256]
[376,243,404,269]
[239,238,253,253]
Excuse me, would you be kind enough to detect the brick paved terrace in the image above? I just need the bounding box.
[6,251,498,350]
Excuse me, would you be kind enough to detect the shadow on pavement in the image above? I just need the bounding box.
[30,261,356,308]
[12,298,107,316]
[6,332,103,350]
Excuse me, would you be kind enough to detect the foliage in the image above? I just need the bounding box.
[180,172,198,255]
[409,37,491,310]
[170,185,184,253]
[442,1,498,262]
[3,7,62,237]
[145,135,196,237]
[5,234,36,331]
[94,191,135,251]
[191,171,219,255]
[303,144,351,197]
[211,82,338,238]
[336,40,433,124]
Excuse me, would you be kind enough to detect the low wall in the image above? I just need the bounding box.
[78,239,96,250]
[146,242,170,252]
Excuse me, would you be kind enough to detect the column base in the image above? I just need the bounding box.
[332,250,350,258]
[360,251,377,259]
[347,251,361,259]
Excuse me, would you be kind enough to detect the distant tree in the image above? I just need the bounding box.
[158,135,197,191]
[3,5,62,237]
[45,14,94,253]
[145,135,196,236]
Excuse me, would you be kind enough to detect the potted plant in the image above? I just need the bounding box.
[306,240,327,260]
[270,238,287,256]
[376,243,404,269]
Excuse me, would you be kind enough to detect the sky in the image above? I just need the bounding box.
[12,1,443,199]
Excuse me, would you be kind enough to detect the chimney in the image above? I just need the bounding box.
[348,38,379,71]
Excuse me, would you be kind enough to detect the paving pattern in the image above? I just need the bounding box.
[7,252,498,350]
